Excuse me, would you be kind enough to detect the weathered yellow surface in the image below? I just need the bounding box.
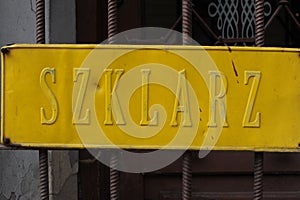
[2,44,300,151]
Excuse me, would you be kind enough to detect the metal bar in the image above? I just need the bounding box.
[163,15,182,43]
[108,0,120,199]
[182,0,192,199]
[255,0,265,46]
[265,4,283,31]
[0,144,25,150]
[39,149,49,200]
[192,9,219,41]
[216,37,255,45]
[36,0,45,44]
[36,0,49,199]
[254,152,264,200]
[170,15,182,31]
[182,0,192,45]
[264,0,300,42]
[276,15,298,42]
[254,0,264,199]
[284,5,300,33]
[108,0,118,44]
[182,152,192,200]
[110,153,120,200]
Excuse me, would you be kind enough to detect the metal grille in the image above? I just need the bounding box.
[104,0,300,199]
[35,0,300,199]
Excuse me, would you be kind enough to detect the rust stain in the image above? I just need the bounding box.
[232,61,239,77]
[228,46,232,53]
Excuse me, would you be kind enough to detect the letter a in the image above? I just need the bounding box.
[170,70,192,127]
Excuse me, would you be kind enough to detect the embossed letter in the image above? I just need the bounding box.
[104,69,125,125]
[243,71,261,127]
[207,71,228,127]
[140,69,158,126]
[73,68,90,124]
[170,70,192,127]
[40,68,58,125]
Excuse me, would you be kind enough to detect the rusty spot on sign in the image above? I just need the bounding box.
[232,61,239,77]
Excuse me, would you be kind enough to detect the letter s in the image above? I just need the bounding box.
[40,68,58,125]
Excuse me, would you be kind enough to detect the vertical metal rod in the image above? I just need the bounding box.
[255,0,265,46]
[182,1,192,199]
[36,0,49,199]
[108,0,118,44]
[182,152,192,200]
[36,0,45,44]
[182,0,192,45]
[108,0,120,199]
[254,152,264,200]
[254,1,264,199]
[39,149,49,200]
[110,153,119,200]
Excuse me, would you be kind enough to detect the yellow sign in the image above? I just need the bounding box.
[2,44,300,151]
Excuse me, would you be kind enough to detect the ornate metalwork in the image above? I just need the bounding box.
[241,0,255,39]
[208,0,271,44]
[208,0,239,39]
